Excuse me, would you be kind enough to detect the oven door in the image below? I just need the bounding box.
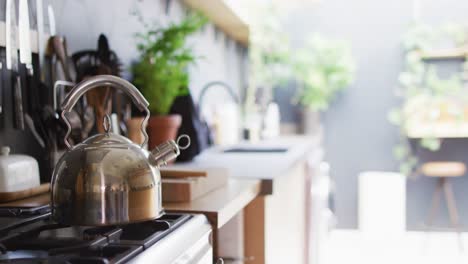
[172,228,212,264]
[129,214,212,264]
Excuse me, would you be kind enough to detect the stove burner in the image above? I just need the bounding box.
[0,208,191,264]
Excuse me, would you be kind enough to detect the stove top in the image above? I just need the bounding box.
[0,205,192,264]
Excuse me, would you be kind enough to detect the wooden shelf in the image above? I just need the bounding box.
[0,21,50,53]
[406,122,468,138]
[418,47,468,60]
[182,0,249,46]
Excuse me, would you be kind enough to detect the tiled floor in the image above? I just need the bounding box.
[321,230,468,264]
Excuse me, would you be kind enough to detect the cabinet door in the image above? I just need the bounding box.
[265,162,307,264]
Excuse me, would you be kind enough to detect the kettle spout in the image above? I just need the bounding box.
[148,140,181,167]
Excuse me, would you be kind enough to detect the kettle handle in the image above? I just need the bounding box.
[61,75,150,149]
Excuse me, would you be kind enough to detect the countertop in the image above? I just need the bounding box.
[164,178,261,229]
[0,135,320,237]
[169,134,322,194]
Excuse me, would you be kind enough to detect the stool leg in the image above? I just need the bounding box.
[442,178,464,251]
[426,178,443,230]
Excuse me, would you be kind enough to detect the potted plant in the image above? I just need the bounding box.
[388,22,468,176]
[244,3,293,139]
[293,35,356,133]
[246,4,355,136]
[132,13,206,148]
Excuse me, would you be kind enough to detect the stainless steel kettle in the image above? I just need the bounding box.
[51,75,187,226]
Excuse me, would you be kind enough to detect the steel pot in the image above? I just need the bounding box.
[51,75,187,226]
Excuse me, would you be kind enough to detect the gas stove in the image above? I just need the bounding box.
[0,206,212,264]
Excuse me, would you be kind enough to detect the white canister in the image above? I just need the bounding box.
[0,147,40,192]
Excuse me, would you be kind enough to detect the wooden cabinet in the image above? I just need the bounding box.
[243,161,310,264]
[165,161,312,264]
[166,136,322,264]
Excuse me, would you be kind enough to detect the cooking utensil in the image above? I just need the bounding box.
[36,0,45,80]
[72,35,121,133]
[127,117,146,145]
[0,62,3,115]
[0,147,40,193]
[117,94,130,136]
[5,0,14,73]
[51,37,73,82]
[19,0,33,119]
[47,4,56,36]
[51,75,189,226]
[6,0,25,130]
[0,10,3,115]
[87,67,112,133]
[44,3,55,89]
[49,37,87,138]
[19,0,32,71]
[81,103,95,139]
[24,114,45,148]
[19,0,48,147]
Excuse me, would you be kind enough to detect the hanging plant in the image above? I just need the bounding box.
[389,22,468,176]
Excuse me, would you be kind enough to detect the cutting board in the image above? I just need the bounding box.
[0,183,50,203]
[162,167,229,202]
[0,193,50,208]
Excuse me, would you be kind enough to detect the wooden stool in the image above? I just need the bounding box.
[422,162,466,250]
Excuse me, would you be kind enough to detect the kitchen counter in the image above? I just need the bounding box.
[164,178,261,229]
[171,134,322,194]
[165,134,323,263]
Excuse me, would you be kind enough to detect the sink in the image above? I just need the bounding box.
[223,147,289,153]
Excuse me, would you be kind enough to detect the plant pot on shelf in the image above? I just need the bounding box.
[147,114,182,150]
[300,107,322,135]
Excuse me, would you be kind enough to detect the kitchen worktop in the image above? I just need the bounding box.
[164,178,261,229]
[171,134,322,194]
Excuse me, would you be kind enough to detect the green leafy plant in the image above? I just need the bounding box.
[132,13,207,115]
[389,22,468,176]
[245,3,355,114]
[293,35,356,111]
[249,4,292,90]
[245,2,293,112]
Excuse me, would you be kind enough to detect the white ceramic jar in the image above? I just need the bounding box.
[0,147,40,192]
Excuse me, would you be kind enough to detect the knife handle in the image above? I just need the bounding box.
[0,62,3,114]
[13,73,25,130]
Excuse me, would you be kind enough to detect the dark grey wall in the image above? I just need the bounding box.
[285,0,468,230]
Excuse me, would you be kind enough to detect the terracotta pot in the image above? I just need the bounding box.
[147,114,182,150]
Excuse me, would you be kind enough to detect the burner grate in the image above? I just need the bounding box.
[0,211,192,263]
